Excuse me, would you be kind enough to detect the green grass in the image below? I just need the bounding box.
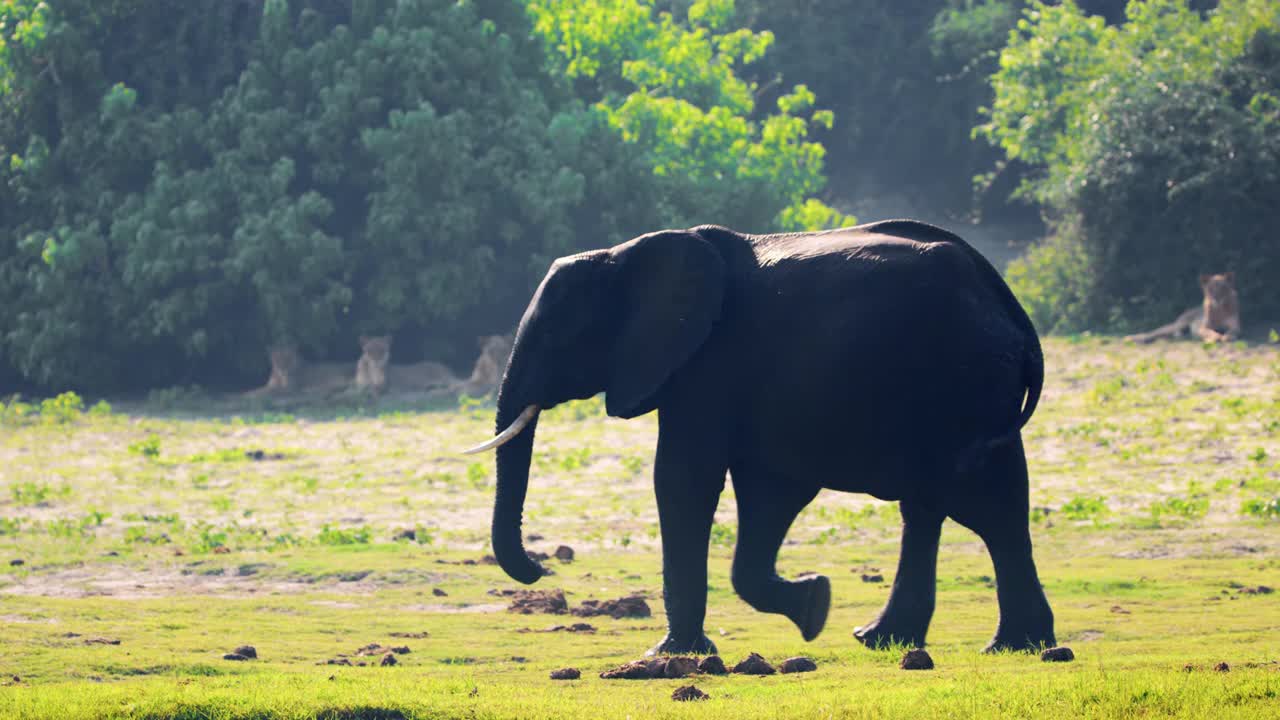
[1,338,1279,718]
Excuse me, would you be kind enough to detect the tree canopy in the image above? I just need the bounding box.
[982,0,1280,330]
[0,0,847,392]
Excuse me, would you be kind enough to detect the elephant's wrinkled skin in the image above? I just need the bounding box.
[480,220,1055,656]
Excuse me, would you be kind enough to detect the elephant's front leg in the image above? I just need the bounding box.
[646,423,726,656]
[854,500,944,648]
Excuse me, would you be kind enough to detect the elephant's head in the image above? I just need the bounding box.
[463,230,726,584]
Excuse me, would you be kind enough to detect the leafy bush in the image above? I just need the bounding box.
[985,1,1280,331]
[1061,495,1108,522]
[1241,497,1280,519]
[316,525,371,546]
[0,0,852,393]
[527,0,853,232]
[128,435,162,459]
[1149,483,1210,522]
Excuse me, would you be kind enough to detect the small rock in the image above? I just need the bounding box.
[84,637,121,645]
[1183,663,1196,672]
[780,657,818,674]
[510,657,527,663]
[550,667,581,680]
[554,545,575,562]
[389,646,410,655]
[900,649,934,670]
[732,652,776,675]
[355,643,384,656]
[392,529,417,542]
[1215,662,1230,672]
[1041,647,1075,663]
[9,559,24,567]
[698,655,728,675]
[861,573,884,583]
[671,685,709,702]
[664,656,699,679]
[222,653,249,661]
[323,658,353,666]
[380,653,398,667]
[1110,605,1130,614]
[527,550,551,562]
[389,631,429,639]
[213,546,231,555]
[527,533,545,542]
[232,645,257,659]
[432,588,448,597]
[1240,586,1274,595]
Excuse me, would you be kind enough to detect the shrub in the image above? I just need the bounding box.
[986,1,1280,330]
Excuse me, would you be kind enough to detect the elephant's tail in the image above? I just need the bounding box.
[857,220,1043,472]
[954,237,1044,472]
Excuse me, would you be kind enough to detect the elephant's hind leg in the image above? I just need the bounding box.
[948,438,1055,652]
[854,499,944,649]
[729,472,826,641]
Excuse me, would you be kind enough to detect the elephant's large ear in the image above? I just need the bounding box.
[605,231,726,419]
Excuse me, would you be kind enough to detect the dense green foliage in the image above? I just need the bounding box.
[3,0,1277,391]
[0,0,845,392]
[693,0,1024,214]
[985,0,1280,331]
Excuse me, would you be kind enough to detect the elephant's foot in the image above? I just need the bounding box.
[853,616,928,649]
[981,627,1056,654]
[783,574,830,642]
[981,613,1056,653]
[645,632,718,657]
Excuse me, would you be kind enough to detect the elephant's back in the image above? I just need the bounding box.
[727,231,1027,495]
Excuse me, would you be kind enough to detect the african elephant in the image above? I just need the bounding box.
[464,220,1056,656]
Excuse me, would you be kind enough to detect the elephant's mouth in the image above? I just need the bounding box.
[461,404,540,454]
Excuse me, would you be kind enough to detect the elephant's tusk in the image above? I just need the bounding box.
[460,404,540,454]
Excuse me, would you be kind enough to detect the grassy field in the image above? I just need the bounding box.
[2,337,1279,719]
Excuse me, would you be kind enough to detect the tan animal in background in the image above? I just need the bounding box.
[1125,272,1241,344]
[354,335,392,395]
[385,358,460,393]
[460,334,513,397]
[245,344,352,397]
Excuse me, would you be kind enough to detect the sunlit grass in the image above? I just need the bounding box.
[1,337,1278,718]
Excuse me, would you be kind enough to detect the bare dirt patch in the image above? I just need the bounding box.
[571,595,650,619]
[499,589,568,615]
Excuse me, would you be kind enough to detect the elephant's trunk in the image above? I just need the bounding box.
[490,360,545,585]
